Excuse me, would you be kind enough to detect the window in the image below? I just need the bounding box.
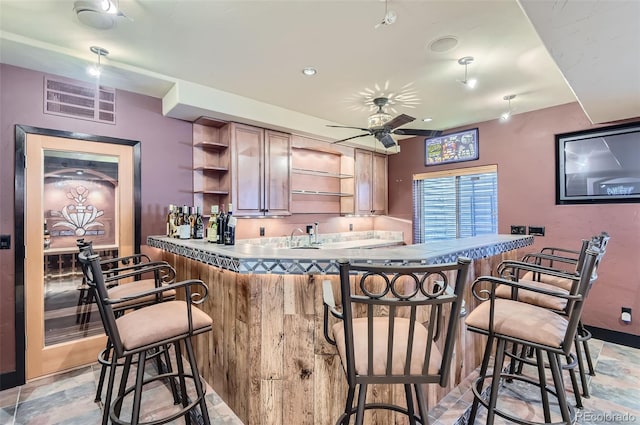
[413,165,497,242]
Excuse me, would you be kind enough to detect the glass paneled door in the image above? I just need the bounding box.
[24,133,136,380]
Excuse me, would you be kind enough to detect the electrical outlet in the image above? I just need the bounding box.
[622,307,632,324]
[349,223,353,231]
[510,225,526,235]
[528,226,545,236]
[0,234,10,249]
[259,227,265,237]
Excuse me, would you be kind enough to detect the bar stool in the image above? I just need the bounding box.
[495,233,609,402]
[465,245,600,424]
[78,249,213,425]
[76,240,178,407]
[323,257,471,425]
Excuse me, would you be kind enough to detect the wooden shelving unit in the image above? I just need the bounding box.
[289,138,355,214]
[193,119,230,215]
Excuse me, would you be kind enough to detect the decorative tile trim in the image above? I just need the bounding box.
[148,236,533,276]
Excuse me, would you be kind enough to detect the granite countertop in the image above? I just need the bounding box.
[148,234,534,275]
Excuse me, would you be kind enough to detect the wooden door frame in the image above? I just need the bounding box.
[13,125,141,386]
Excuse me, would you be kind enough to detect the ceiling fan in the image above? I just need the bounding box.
[328,97,442,148]
[73,0,131,30]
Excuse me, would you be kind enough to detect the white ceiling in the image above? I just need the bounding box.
[1,0,639,148]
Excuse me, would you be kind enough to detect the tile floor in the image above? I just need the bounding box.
[1,338,639,424]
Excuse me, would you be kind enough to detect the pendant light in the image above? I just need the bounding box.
[500,94,516,121]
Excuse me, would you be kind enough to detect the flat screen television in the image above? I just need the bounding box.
[556,121,640,204]
[424,128,478,166]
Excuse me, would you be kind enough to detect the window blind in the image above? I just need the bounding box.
[413,167,497,242]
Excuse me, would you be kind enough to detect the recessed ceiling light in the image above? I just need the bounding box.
[422,117,433,122]
[302,67,317,76]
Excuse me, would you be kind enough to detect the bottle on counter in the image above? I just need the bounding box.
[224,203,236,245]
[173,206,183,238]
[179,205,191,239]
[193,206,204,239]
[216,204,226,244]
[188,206,196,239]
[207,205,219,243]
[166,204,175,237]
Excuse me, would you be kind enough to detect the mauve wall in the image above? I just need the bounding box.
[388,102,640,337]
[0,64,193,374]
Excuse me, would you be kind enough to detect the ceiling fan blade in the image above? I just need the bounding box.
[383,114,415,130]
[327,124,371,132]
[331,133,371,144]
[376,133,397,148]
[392,129,443,138]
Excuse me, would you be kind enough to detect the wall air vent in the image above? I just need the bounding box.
[44,76,116,124]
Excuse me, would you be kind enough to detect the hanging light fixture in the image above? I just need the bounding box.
[457,56,477,89]
[375,0,397,29]
[87,46,109,77]
[500,94,516,121]
[367,97,392,128]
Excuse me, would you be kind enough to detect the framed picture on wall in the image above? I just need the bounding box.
[556,121,640,204]
[425,128,478,166]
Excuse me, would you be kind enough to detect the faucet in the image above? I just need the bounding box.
[313,222,320,244]
[290,227,305,247]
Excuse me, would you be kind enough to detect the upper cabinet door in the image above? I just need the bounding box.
[371,152,388,214]
[354,149,373,215]
[264,130,291,216]
[354,149,388,215]
[230,124,291,216]
[231,123,264,215]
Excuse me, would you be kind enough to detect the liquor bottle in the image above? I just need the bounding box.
[193,206,204,239]
[216,204,226,244]
[207,205,219,243]
[166,204,175,237]
[173,206,182,238]
[224,203,236,245]
[179,205,191,239]
[189,206,196,238]
[43,218,51,249]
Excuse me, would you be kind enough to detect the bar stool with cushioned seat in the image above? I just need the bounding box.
[76,239,178,405]
[519,231,610,388]
[465,245,600,425]
[495,233,609,402]
[323,257,471,425]
[79,249,213,425]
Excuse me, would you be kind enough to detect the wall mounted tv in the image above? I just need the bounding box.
[556,121,640,204]
[425,128,478,166]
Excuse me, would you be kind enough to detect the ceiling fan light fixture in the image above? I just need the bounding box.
[368,111,392,128]
[100,0,118,14]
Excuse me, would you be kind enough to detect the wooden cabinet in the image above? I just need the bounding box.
[230,123,291,216]
[193,119,230,216]
[354,149,388,215]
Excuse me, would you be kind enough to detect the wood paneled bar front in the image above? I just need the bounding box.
[147,234,533,425]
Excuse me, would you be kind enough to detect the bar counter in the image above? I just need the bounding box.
[148,234,533,425]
